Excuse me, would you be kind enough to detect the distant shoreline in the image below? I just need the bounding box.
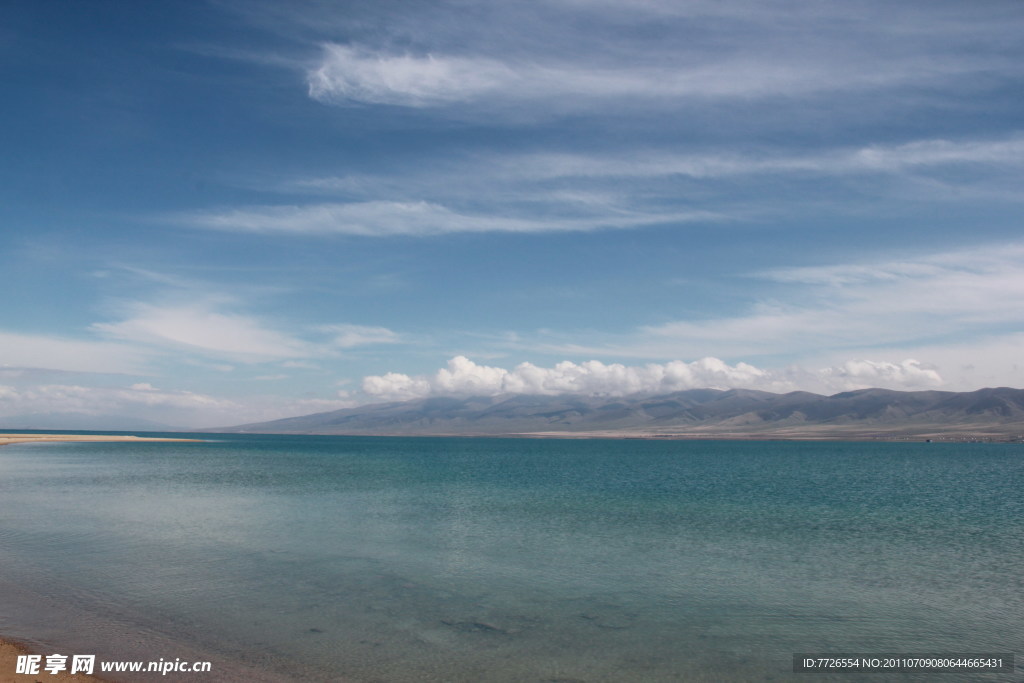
[506,428,1024,442]
[4,429,1021,444]
[208,428,1024,442]
[0,434,203,447]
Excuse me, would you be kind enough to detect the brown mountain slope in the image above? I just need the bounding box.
[213,387,1024,440]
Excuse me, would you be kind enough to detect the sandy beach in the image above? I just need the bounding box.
[0,434,202,447]
[0,639,107,682]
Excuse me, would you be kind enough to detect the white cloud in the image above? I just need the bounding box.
[361,356,775,401]
[182,200,717,236]
[91,301,403,364]
[525,241,1024,363]
[816,359,943,391]
[305,36,999,110]
[361,371,432,402]
[0,382,231,416]
[499,136,1024,181]
[0,380,362,429]
[0,331,148,374]
[92,303,312,362]
[288,138,1024,197]
[264,136,1022,242]
[308,45,517,107]
[758,242,1024,327]
[281,360,320,369]
[320,324,400,348]
[848,138,1024,172]
[851,333,1024,392]
[763,241,1024,286]
[360,355,950,401]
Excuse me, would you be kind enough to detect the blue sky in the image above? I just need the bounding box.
[2,0,1023,427]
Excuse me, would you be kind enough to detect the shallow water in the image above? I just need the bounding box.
[0,434,1021,681]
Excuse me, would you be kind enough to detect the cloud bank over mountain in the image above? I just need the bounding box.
[361,356,943,402]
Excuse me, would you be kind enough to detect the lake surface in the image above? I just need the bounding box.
[0,434,1021,681]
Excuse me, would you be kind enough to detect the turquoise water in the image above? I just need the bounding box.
[0,434,1020,681]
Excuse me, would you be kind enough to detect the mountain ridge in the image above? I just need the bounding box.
[212,386,1024,440]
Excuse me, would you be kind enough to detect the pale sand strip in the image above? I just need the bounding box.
[0,639,107,682]
[0,434,202,446]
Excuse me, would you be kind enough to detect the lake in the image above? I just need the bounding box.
[0,434,1020,681]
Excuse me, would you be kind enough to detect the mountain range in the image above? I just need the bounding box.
[217,387,1024,440]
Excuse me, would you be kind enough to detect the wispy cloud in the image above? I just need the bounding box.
[757,242,1024,327]
[0,331,149,375]
[297,0,1022,113]
[496,136,1024,181]
[320,324,400,348]
[0,382,232,416]
[257,135,1023,242]
[182,200,719,236]
[307,45,517,107]
[91,301,404,362]
[0,380,359,429]
[306,43,992,110]
[92,303,313,362]
[530,240,1024,362]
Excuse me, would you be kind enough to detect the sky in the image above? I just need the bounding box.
[1,0,1023,428]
